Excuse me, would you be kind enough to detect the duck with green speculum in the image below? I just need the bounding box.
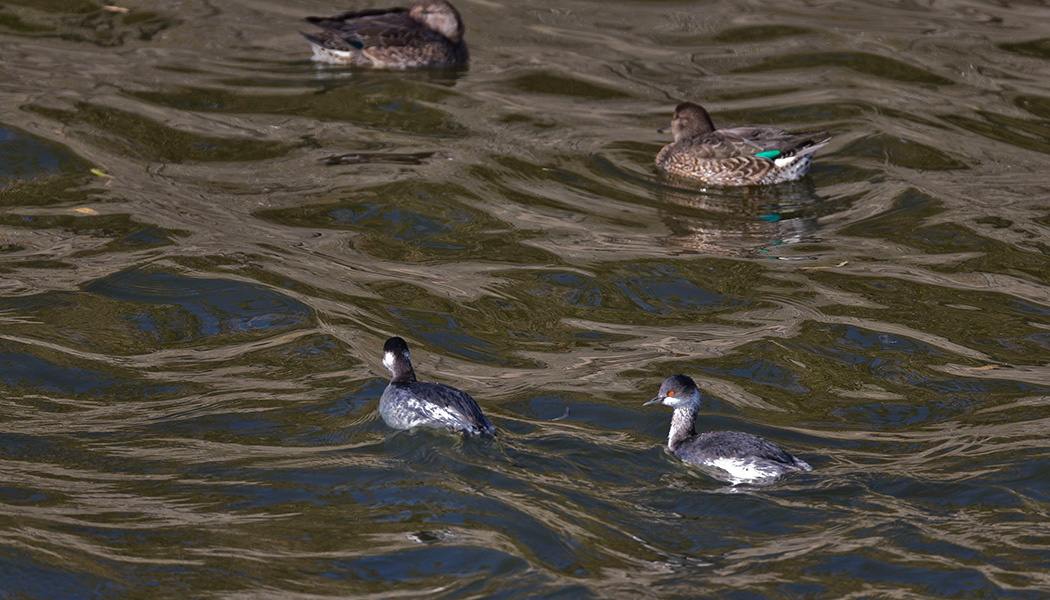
[656,102,830,186]
[302,0,467,69]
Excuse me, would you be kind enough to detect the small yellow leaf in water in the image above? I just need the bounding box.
[72,208,99,215]
[90,168,113,178]
[972,365,999,370]
[103,5,129,13]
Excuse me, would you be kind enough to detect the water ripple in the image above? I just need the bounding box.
[2,0,1050,597]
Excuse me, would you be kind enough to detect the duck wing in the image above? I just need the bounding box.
[304,8,435,50]
[408,382,496,435]
[692,127,829,159]
[685,431,798,463]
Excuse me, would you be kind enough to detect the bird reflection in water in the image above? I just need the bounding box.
[654,176,831,256]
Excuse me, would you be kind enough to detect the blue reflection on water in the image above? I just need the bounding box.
[331,201,471,248]
[613,264,742,314]
[701,354,810,394]
[388,307,498,363]
[0,125,83,183]
[84,268,312,341]
[0,340,175,398]
[0,554,123,600]
[540,272,603,307]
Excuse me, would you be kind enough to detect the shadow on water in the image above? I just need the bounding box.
[2,0,1050,598]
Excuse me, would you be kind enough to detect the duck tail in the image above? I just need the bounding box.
[771,136,828,169]
[784,135,831,159]
[300,31,325,47]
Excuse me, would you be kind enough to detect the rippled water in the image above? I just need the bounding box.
[3,0,1050,597]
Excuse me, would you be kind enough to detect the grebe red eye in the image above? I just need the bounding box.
[667,391,675,397]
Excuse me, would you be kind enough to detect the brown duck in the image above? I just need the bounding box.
[302,0,467,69]
[656,102,830,186]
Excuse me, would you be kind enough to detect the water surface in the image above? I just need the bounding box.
[2,0,1050,597]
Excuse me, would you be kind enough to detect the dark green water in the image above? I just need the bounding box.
[2,0,1050,597]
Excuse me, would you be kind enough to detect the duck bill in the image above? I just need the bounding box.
[643,396,662,406]
[656,125,671,134]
